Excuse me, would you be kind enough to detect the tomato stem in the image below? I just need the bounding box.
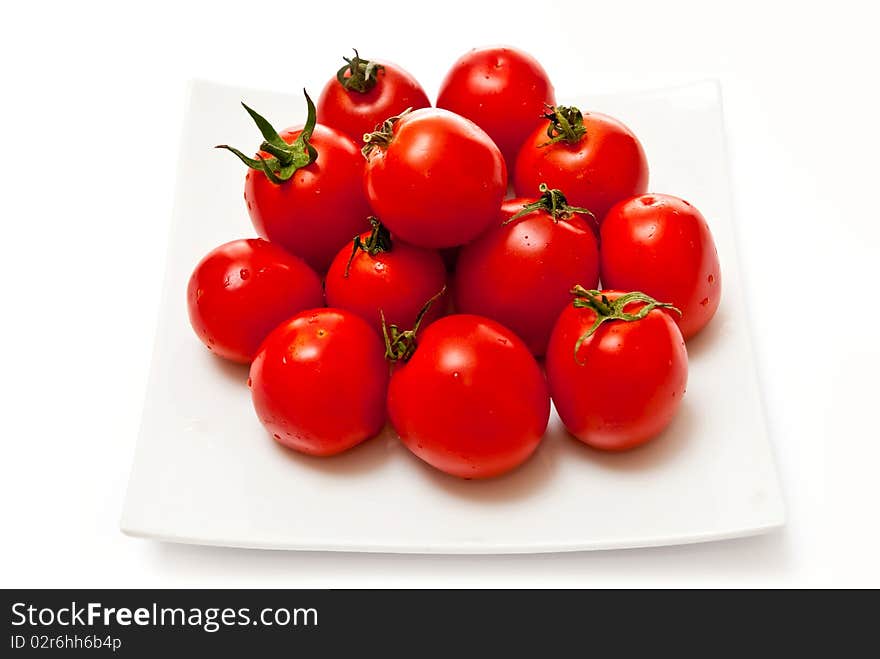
[215,90,319,183]
[381,286,446,363]
[336,49,385,93]
[541,104,587,146]
[361,108,412,158]
[570,286,681,360]
[505,183,597,227]
[344,217,393,278]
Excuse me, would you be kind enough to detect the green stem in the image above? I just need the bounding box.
[215,89,318,183]
[540,104,587,146]
[362,108,412,158]
[570,286,681,362]
[336,49,385,93]
[344,217,393,278]
[505,183,597,226]
[381,286,447,363]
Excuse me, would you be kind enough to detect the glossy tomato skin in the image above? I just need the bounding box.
[546,293,688,451]
[454,198,599,356]
[245,124,371,273]
[317,61,431,143]
[325,231,448,333]
[249,309,388,456]
[363,108,507,249]
[186,239,324,363]
[600,194,721,339]
[436,46,555,167]
[514,112,648,222]
[388,315,550,479]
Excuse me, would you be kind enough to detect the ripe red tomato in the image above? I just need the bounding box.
[325,217,448,333]
[546,288,688,451]
[317,49,431,143]
[600,193,722,339]
[362,108,507,248]
[249,308,388,456]
[514,106,648,222]
[217,92,371,273]
[387,315,550,479]
[454,186,599,356]
[436,46,555,167]
[186,238,323,363]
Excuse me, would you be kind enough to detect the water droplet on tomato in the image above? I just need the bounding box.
[246,377,252,388]
[240,268,250,280]
[273,433,281,441]
[708,274,715,284]
[640,196,655,206]
[700,297,709,306]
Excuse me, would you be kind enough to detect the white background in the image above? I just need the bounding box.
[1,0,877,587]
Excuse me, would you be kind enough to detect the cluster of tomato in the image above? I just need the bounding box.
[187,47,721,479]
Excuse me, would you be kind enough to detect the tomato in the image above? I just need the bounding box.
[325,217,448,333]
[217,91,371,272]
[387,314,550,479]
[249,308,388,456]
[186,238,323,363]
[600,193,722,339]
[454,185,599,356]
[546,288,688,451]
[317,49,431,143]
[436,46,555,167]
[362,108,507,248]
[514,106,648,222]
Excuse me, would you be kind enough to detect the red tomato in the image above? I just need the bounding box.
[186,238,323,363]
[325,217,448,333]
[362,108,507,248]
[454,186,599,356]
[317,49,430,143]
[600,193,722,339]
[436,46,555,167]
[387,315,550,479]
[217,92,371,273]
[546,288,688,451]
[514,106,648,222]
[249,309,388,456]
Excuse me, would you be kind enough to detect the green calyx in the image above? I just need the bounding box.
[337,49,385,93]
[541,104,587,146]
[570,286,681,359]
[344,217,393,278]
[505,183,597,226]
[381,286,447,363]
[361,108,412,158]
[215,89,318,184]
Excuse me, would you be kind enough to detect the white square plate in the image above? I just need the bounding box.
[122,79,784,553]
